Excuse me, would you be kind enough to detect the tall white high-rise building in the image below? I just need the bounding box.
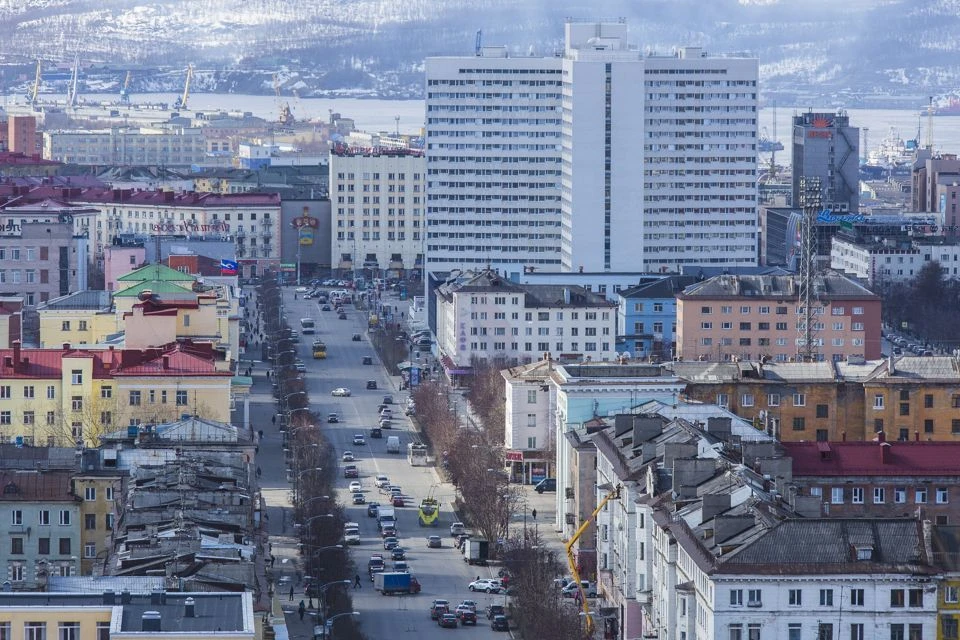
[640,46,759,271]
[425,23,759,278]
[560,22,645,272]
[424,48,563,279]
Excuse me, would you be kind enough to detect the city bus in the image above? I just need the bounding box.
[299,317,315,334]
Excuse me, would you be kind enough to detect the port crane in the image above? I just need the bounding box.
[66,56,80,108]
[565,483,621,638]
[28,59,41,108]
[173,64,193,111]
[119,71,132,104]
[273,73,295,126]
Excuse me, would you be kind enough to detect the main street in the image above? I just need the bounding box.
[283,288,512,638]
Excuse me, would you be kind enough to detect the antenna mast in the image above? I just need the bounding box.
[797,176,822,363]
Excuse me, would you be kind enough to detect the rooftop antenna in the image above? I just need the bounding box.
[395,115,400,137]
[475,29,482,56]
[797,176,822,363]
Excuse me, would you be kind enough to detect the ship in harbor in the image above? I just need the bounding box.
[922,96,960,116]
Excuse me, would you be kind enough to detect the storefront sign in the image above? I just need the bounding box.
[506,451,524,462]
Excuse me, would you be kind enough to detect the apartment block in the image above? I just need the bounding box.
[676,273,882,363]
[831,234,960,286]
[329,148,425,278]
[792,111,860,213]
[0,222,86,306]
[425,49,564,277]
[43,126,207,166]
[435,269,618,376]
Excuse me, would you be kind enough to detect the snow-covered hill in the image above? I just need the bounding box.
[1,0,958,101]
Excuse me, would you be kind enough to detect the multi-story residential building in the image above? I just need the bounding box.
[912,152,960,217]
[36,291,116,347]
[0,470,81,588]
[0,221,87,306]
[43,125,207,166]
[0,591,255,639]
[73,461,125,576]
[0,151,60,177]
[0,297,22,348]
[329,148,425,279]
[617,275,699,359]
[0,341,232,447]
[425,23,758,276]
[501,358,556,484]
[676,273,882,362]
[434,269,618,376]
[103,244,147,291]
[757,438,960,525]
[792,111,860,213]
[424,47,564,277]
[832,234,960,286]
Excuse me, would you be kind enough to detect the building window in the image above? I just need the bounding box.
[916,488,928,504]
[11,509,22,525]
[729,589,743,606]
[106,487,114,501]
[891,589,905,607]
[895,487,906,503]
[925,394,934,408]
[946,586,960,604]
[101,386,112,399]
[10,566,23,582]
[938,488,950,504]
[10,538,23,555]
[71,396,82,411]
[850,623,865,640]
[925,419,935,433]
[768,393,780,406]
[789,624,802,640]
[788,588,802,606]
[176,390,188,406]
[850,588,864,606]
[527,390,537,404]
[38,538,49,555]
[747,625,760,640]
[39,510,49,525]
[70,370,82,385]
[716,394,728,408]
[818,624,833,640]
[84,543,96,559]
[84,487,96,501]
[874,487,886,504]
[900,402,910,416]
[831,488,844,504]
[909,588,923,607]
[24,622,45,640]
[84,514,96,530]
[0,623,8,640]
[741,394,754,407]
[526,437,536,449]
[954,419,960,434]
[793,393,805,407]
[851,487,864,504]
[792,417,806,431]
[59,538,71,554]
[820,588,834,606]
[59,510,71,526]
[942,618,957,640]
[875,394,885,409]
[526,414,536,428]
[816,404,829,418]
[747,589,761,606]
[129,390,141,406]
[58,623,79,640]
[729,625,742,640]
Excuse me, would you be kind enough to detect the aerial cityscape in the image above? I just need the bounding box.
[2,5,960,640]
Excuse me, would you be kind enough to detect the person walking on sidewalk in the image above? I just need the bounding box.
[289,584,294,601]
[532,508,537,520]
[354,574,362,589]
[298,600,306,621]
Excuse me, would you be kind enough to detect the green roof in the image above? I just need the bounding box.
[112,280,197,298]
[117,263,197,283]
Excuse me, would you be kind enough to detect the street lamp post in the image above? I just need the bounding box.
[323,609,359,639]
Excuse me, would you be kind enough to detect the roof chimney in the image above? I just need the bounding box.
[185,597,196,618]
[141,612,162,632]
[880,441,891,464]
[162,356,170,370]
[888,352,895,375]
[102,590,115,605]
[12,340,20,373]
[120,590,132,604]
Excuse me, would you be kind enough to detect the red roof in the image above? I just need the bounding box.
[0,186,279,210]
[0,342,225,379]
[783,441,960,476]
[0,152,61,167]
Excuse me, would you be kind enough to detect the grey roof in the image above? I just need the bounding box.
[679,272,878,301]
[438,268,613,307]
[878,356,960,381]
[37,290,112,311]
[618,275,704,299]
[719,519,931,574]
[47,576,164,593]
[0,592,251,633]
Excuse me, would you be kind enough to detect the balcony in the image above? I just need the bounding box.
[235,230,246,239]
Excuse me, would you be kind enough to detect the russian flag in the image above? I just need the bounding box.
[220,259,239,275]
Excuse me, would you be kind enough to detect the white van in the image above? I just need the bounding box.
[344,522,360,544]
[386,436,401,454]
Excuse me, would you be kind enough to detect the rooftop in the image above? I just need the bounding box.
[783,440,960,476]
[117,263,197,284]
[678,272,878,301]
[37,290,112,312]
[0,470,78,502]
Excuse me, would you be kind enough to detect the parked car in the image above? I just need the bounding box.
[491,615,510,632]
[294,362,307,373]
[332,387,352,397]
[535,478,556,494]
[561,580,597,598]
[468,578,501,593]
[427,535,442,548]
[367,502,380,518]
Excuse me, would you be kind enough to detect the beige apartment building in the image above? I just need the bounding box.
[676,273,881,363]
[329,148,426,279]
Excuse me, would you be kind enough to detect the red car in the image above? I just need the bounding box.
[455,607,477,625]
[392,495,405,507]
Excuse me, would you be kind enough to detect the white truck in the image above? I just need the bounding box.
[377,506,397,531]
[386,435,401,454]
[344,522,360,545]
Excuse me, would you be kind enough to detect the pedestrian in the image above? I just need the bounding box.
[289,585,294,601]
[266,370,271,379]
[258,429,264,441]
[354,574,362,589]
[531,508,537,520]
[256,466,262,478]
[271,415,276,425]
[298,600,305,620]
[270,555,275,567]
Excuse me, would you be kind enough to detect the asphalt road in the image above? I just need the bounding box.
[285,290,511,638]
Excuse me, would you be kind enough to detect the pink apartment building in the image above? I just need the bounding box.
[676,273,881,363]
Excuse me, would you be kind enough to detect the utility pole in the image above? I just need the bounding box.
[797,176,822,362]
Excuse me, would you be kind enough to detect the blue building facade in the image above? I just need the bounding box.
[616,276,699,360]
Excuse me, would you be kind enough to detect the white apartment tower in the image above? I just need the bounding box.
[424,48,563,279]
[425,23,759,278]
[560,22,645,272]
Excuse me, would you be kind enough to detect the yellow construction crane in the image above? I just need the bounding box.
[565,483,621,638]
[174,64,193,111]
[120,70,132,103]
[29,59,41,108]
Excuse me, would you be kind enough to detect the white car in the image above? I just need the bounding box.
[353,434,366,446]
[450,522,465,536]
[374,475,390,488]
[349,481,363,493]
[341,451,355,462]
[295,286,309,292]
[468,579,501,594]
[332,387,352,397]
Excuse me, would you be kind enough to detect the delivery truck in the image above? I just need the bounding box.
[463,538,490,566]
[373,571,421,595]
